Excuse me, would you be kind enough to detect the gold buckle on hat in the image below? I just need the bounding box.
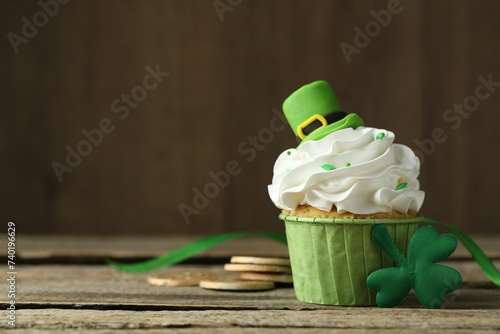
[297,114,328,140]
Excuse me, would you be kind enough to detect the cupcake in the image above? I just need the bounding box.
[268,81,425,305]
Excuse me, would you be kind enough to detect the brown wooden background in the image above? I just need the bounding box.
[1,0,499,235]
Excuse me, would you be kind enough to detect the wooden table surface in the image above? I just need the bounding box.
[1,234,499,333]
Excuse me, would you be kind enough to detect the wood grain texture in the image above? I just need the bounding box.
[6,330,497,334]
[5,308,500,331]
[0,234,498,332]
[0,265,500,333]
[0,331,485,334]
[4,234,497,261]
[1,0,500,235]
[1,264,499,331]
[9,234,289,260]
[1,264,497,306]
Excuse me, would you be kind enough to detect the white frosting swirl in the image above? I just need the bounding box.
[268,127,424,214]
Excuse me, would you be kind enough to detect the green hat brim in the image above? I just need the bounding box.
[299,113,365,146]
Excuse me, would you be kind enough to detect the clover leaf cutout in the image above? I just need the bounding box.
[366,224,462,308]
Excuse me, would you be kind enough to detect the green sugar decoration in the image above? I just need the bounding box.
[321,164,336,171]
[376,132,385,140]
[345,162,351,167]
[287,151,291,156]
[395,182,408,190]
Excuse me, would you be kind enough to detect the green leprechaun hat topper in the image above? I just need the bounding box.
[283,80,365,143]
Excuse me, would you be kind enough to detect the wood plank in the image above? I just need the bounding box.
[446,261,500,288]
[4,308,500,331]
[453,236,500,259]
[2,0,500,236]
[6,330,495,334]
[10,235,289,261]
[6,234,499,262]
[2,263,498,331]
[1,264,498,308]
[417,0,500,235]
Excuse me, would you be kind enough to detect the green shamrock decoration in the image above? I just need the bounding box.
[367,224,462,308]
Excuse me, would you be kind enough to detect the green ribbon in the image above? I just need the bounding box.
[106,219,499,286]
[423,218,500,286]
[105,232,287,273]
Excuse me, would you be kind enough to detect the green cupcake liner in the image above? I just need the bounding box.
[280,214,424,306]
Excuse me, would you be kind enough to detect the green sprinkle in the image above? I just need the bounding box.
[376,132,385,140]
[345,162,351,167]
[287,151,291,156]
[395,182,408,190]
[321,164,336,171]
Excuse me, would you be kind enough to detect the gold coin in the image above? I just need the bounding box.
[240,272,293,283]
[147,272,218,287]
[224,263,291,273]
[199,278,275,291]
[230,256,291,266]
